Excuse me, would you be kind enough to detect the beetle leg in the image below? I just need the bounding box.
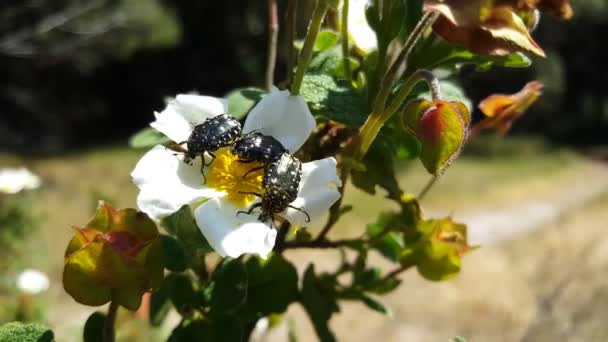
[242,166,265,179]
[238,191,263,198]
[237,158,256,164]
[236,203,262,217]
[205,152,216,166]
[200,163,207,184]
[287,205,311,223]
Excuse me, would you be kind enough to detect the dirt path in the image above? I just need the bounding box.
[261,160,608,342]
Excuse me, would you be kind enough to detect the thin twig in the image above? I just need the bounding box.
[340,0,351,79]
[285,0,298,87]
[265,0,279,90]
[417,174,438,200]
[372,11,438,113]
[282,238,358,249]
[291,0,330,95]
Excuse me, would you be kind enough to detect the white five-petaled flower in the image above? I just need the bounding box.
[132,87,342,259]
[0,167,41,194]
[342,0,377,53]
[16,269,50,295]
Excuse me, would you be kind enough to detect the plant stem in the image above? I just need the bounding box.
[384,69,439,117]
[290,0,329,95]
[286,0,298,87]
[273,221,291,253]
[372,11,438,114]
[417,174,438,200]
[266,0,279,90]
[357,69,441,159]
[103,301,118,342]
[282,238,358,249]
[340,0,351,79]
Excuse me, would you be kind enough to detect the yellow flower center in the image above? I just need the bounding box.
[206,148,264,207]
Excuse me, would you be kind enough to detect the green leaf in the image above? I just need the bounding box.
[368,276,401,295]
[83,312,105,342]
[309,46,342,75]
[160,235,188,272]
[366,0,406,47]
[129,128,171,149]
[451,337,468,342]
[241,254,298,317]
[367,223,403,262]
[359,294,391,315]
[351,136,401,197]
[162,205,212,268]
[0,322,54,342]
[314,30,340,52]
[300,265,338,342]
[168,316,243,342]
[300,74,369,127]
[410,39,531,72]
[167,273,198,314]
[334,58,360,79]
[150,281,172,326]
[404,0,424,34]
[225,87,265,119]
[210,259,248,314]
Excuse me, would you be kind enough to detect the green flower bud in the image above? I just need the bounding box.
[63,201,163,310]
[401,99,470,175]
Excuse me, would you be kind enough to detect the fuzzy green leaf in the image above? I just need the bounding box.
[300,265,338,342]
[314,30,340,52]
[83,312,105,342]
[150,281,172,326]
[129,128,171,149]
[225,87,265,119]
[0,322,54,342]
[210,259,248,314]
[160,235,188,272]
[242,254,298,317]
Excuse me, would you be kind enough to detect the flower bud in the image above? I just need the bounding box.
[63,201,163,310]
[401,99,470,175]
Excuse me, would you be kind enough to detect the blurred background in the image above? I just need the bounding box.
[0,0,607,341]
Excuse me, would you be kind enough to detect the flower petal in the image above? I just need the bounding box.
[242,87,316,153]
[0,167,41,194]
[282,157,342,227]
[194,197,276,258]
[131,145,222,220]
[150,94,228,143]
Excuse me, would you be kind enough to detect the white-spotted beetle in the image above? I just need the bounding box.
[238,153,310,225]
[176,114,242,181]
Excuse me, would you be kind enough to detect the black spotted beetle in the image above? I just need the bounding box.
[231,132,288,178]
[177,114,242,181]
[238,153,310,225]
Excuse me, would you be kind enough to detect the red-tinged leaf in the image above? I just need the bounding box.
[424,0,546,57]
[63,202,163,309]
[475,81,543,136]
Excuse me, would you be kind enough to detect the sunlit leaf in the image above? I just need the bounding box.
[474,81,543,136]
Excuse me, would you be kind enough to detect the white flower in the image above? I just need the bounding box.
[342,0,377,52]
[0,167,41,194]
[132,87,341,259]
[16,269,50,295]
